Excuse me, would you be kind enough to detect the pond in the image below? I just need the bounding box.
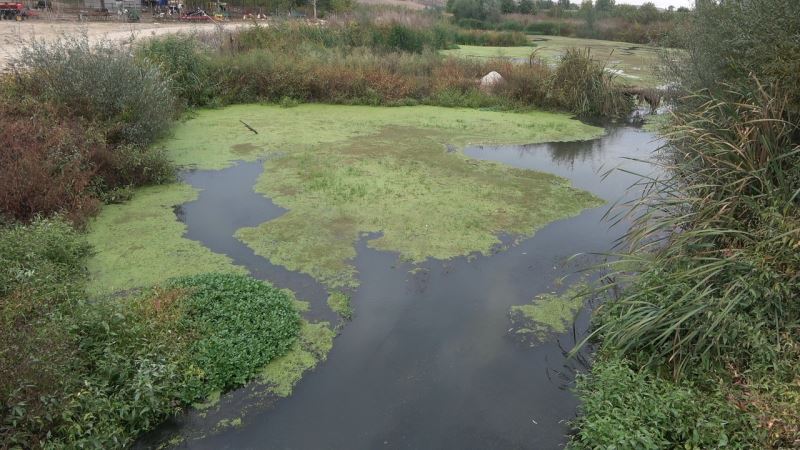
[129,113,660,448]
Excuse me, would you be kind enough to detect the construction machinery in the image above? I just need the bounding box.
[0,2,31,20]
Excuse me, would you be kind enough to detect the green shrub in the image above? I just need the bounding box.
[550,48,632,119]
[137,34,215,107]
[0,218,89,447]
[0,217,90,299]
[14,35,177,147]
[571,357,762,449]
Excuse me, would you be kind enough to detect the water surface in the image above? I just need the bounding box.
[144,126,660,449]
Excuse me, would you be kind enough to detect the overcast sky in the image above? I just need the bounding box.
[615,0,694,7]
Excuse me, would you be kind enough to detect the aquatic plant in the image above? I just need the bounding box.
[509,283,586,344]
[182,104,607,288]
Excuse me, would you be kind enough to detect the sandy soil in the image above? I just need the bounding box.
[0,20,248,68]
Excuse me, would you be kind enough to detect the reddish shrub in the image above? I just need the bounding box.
[0,100,105,224]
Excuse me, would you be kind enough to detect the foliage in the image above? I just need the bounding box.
[140,25,631,118]
[13,34,177,147]
[595,86,799,379]
[137,34,216,108]
[574,2,800,446]
[571,357,762,449]
[666,0,800,117]
[166,274,301,399]
[550,48,632,118]
[2,254,301,448]
[0,98,104,224]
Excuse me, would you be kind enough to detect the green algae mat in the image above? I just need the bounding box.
[86,104,605,294]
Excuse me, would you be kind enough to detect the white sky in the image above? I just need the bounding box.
[616,0,694,8]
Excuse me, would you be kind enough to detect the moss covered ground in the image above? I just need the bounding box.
[442,36,663,87]
[85,183,246,295]
[157,104,604,288]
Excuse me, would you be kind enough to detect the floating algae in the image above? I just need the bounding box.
[85,183,246,295]
[509,283,589,345]
[160,105,608,289]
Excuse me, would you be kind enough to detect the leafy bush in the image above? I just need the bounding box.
[13,35,177,147]
[666,0,800,116]
[571,358,761,449]
[0,228,302,449]
[0,96,173,224]
[0,218,89,447]
[0,97,106,224]
[167,273,301,399]
[137,34,216,107]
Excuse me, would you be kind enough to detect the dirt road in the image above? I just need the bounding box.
[0,20,247,68]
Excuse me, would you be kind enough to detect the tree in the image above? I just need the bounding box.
[594,0,613,12]
[580,0,595,31]
[500,0,516,14]
[557,0,569,7]
[518,0,534,14]
[637,2,659,24]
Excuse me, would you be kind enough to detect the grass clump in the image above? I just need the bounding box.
[327,291,353,319]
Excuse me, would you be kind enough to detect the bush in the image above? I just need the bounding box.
[550,48,632,118]
[571,358,761,449]
[0,218,89,447]
[667,0,800,116]
[453,29,528,46]
[13,35,177,147]
[2,266,302,447]
[167,273,301,399]
[137,34,215,107]
[0,98,106,224]
[0,97,174,224]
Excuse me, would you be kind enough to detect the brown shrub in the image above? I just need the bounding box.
[0,99,105,224]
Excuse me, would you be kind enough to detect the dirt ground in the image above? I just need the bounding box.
[0,20,247,68]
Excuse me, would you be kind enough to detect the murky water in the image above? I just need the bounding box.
[142,126,660,449]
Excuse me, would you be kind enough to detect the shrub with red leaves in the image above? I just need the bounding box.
[0,99,107,224]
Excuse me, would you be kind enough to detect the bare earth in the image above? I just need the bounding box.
[0,20,247,68]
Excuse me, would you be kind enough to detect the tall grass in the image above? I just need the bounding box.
[139,24,632,119]
[594,85,799,378]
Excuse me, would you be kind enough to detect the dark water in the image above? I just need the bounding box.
[143,126,660,450]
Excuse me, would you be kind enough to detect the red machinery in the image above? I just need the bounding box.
[0,2,30,20]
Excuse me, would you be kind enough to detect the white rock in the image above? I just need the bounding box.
[480,71,505,92]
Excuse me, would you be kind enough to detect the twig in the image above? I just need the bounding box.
[240,120,258,134]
